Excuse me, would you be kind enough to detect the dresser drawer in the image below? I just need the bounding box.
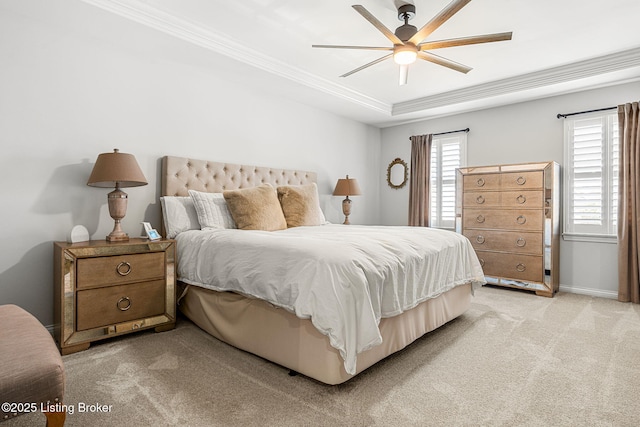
[463,209,544,231]
[464,230,543,255]
[501,171,543,190]
[463,191,501,207]
[463,174,501,191]
[500,190,544,208]
[77,252,165,289]
[76,279,166,331]
[476,251,543,282]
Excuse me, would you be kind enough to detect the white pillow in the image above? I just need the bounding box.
[188,190,237,230]
[160,196,201,238]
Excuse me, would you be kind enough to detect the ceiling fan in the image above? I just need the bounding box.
[312,0,512,85]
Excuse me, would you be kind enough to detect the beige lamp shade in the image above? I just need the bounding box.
[87,149,147,242]
[87,149,148,188]
[332,175,362,197]
[333,175,361,225]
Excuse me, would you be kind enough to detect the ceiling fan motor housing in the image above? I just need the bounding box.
[397,4,416,21]
[395,24,417,42]
[395,4,417,42]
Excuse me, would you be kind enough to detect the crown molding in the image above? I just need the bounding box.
[79,0,391,115]
[392,47,640,116]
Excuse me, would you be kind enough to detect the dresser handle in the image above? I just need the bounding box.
[476,235,485,244]
[117,296,131,311]
[516,176,526,185]
[516,263,526,272]
[516,215,526,225]
[476,178,485,187]
[476,215,485,223]
[479,258,485,267]
[516,194,526,204]
[116,261,132,276]
[476,195,485,204]
[516,237,526,247]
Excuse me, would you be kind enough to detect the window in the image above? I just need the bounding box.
[563,112,619,241]
[430,133,467,229]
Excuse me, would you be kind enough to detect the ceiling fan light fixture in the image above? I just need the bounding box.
[312,1,513,85]
[393,44,417,65]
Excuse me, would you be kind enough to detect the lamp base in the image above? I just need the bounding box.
[107,188,129,242]
[106,234,129,242]
[106,232,129,242]
[342,197,352,225]
[106,219,129,242]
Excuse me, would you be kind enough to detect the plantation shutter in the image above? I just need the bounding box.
[430,134,466,229]
[564,113,618,238]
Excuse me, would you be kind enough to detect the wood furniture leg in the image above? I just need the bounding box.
[45,410,66,427]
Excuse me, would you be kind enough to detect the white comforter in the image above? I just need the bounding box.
[176,224,485,375]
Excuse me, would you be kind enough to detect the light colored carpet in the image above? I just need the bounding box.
[6,286,640,426]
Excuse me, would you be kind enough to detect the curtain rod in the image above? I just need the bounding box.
[556,106,616,119]
[408,128,469,140]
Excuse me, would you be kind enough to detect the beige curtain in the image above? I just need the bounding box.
[618,102,640,303]
[408,134,432,226]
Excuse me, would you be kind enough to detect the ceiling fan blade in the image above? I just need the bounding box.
[408,0,473,46]
[399,64,409,85]
[418,51,472,74]
[312,44,393,51]
[352,5,404,45]
[340,53,393,78]
[419,32,513,50]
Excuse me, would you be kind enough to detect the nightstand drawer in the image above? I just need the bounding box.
[77,252,165,289]
[76,279,166,331]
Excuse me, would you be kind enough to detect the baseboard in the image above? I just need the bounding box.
[559,284,618,299]
[46,324,55,336]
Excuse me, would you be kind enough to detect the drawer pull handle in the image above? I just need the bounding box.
[516,237,526,247]
[117,296,131,311]
[116,261,131,276]
[479,258,485,267]
[516,215,526,225]
[476,235,485,244]
[516,263,526,272]
[476,215,485,223]
[476,178,485,187]
[476,195,485,204]
[516,176,527,185]
[516,194,526,204]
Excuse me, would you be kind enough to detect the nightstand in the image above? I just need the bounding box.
[53,238,176,355]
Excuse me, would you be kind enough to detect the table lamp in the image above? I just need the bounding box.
[87,149,148,242]
[333,175,362,225]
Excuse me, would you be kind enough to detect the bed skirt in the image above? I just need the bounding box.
[178,283,472,385]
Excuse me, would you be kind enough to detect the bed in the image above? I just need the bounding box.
[161,155,485,384]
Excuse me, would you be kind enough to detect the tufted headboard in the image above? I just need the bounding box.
[161,156,317,196]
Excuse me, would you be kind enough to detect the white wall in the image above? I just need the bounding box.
[0,0,381,326]
[381,82,640,298]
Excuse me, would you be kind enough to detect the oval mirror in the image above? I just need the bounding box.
[387,158,408,189]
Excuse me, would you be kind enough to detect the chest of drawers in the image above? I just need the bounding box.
[54,239,176,354]
[456,162,560,297]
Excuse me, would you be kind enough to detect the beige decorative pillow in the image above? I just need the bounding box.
[223,184,287,231]
[277,183,323,228]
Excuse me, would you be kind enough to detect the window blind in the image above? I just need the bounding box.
[564,113,618,239]
[430,134,466,229]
